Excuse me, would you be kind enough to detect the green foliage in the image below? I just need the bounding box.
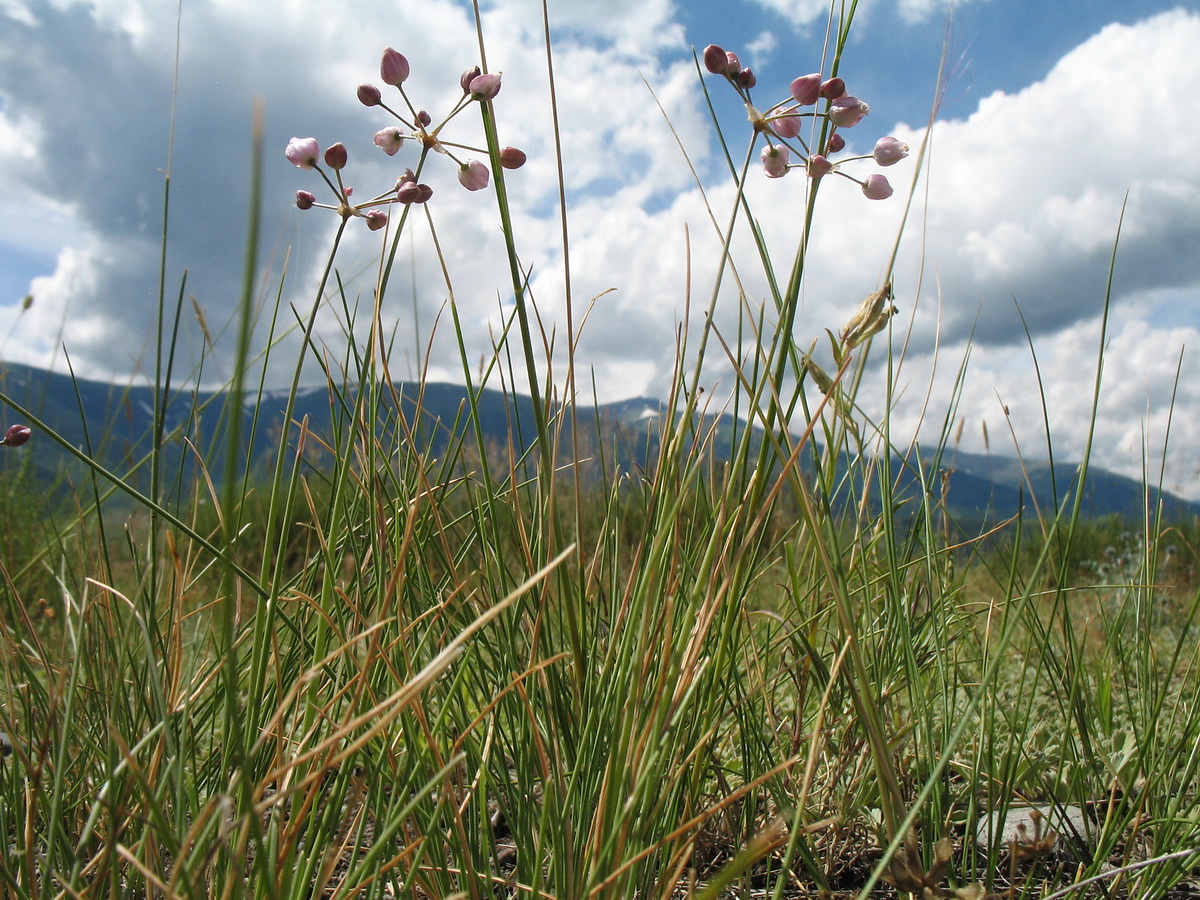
[1,4,1199,899]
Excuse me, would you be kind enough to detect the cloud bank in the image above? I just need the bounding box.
[0,1,1197,495]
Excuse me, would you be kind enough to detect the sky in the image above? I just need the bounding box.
[1,0,1199,499]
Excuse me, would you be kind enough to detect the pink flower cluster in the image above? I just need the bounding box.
[703,44,908,200]
[286,48,526,230]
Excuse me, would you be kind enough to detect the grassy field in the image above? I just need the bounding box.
[2,3,1199,898]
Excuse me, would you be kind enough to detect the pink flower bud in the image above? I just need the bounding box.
[807,154,833,178]
[416,109,431,127]
[458,159,490,191]
[1,424,30,447]
[397,181,431,204]
[790,74,822,106]
[736,67,756,89]
[357,83,382,107]
[469,72,502,101]
[499,146,527,169]
[761,143,789,178]
[285,137,320,169]
[323,142,348,170]
[771,115,802,139]
[723,51,741,76]
[828,96,869,128]
[295,190,316,209]
[825,133,846,153]
[861,174,893,200]
[872,136,909,166]
[820,77,846,100]
[460,65,481,93]
[374,127,404,156]
[397,168,417,187]
[364,209,388,230]
[703,44,727,75]
[380,47,410,86]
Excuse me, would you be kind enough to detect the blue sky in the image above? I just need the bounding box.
[1,0,1198,497]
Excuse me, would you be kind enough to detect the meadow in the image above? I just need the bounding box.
[1,4,1199,898]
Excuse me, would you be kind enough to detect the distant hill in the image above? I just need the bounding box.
[1,360,1196,524]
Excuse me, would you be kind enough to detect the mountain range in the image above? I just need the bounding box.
[1,360,1195,524]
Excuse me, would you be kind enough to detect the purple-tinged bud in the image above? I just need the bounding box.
[807,155,833,178]
[825,133,846,153]
[772,115,802,139]
[285,137,320,169]
[397,168,417,186]
[861,174,893,200]
[295,190,316,209]
[872,136,909,166]
[499,146,527,169]
[1,424,30,447]
[380,47,410,86]
[820,77,846,100]
[374,127,404,156]
[324,142,348,170]
[460,65,481,93]
[703,44,727,75]
[828,96,869,127]
[357,83,382,107]
[365,209,389,230]
[790,74,822,106]
[723,51,741,76]
[761,143,790,178]
[397,180,433,204]
[736,67,756,90]
[469,72,502,101]
[416,109,432,127]
[458,159,490,191]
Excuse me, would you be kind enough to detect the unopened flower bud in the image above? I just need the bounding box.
[295,190,316,209]
[807,154,833,178]
[736,67,756,89]
[825,133,846,153]
[380,47,410,86]
[416,109,432,127]
[357,83,382,107]
[460,65,481,93]
[364,209,388,230]
[872,136,909,166]
[761,143,789,178]
[323,142,348,170]
[285,136,320,169]
[458,159,490,191]
[723,51,741,75]
[772,115,802,139]
[397,168,417,186]
[397,180,431,204]
[790,74,822,105]
[828,96,869,127]
[703,44,727,75]
[469,72,502,101]
[1,424,30,447]
[861,174,893,200]
[374,127,404,156]
[499,146,527,169]
[820,77,846,100]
